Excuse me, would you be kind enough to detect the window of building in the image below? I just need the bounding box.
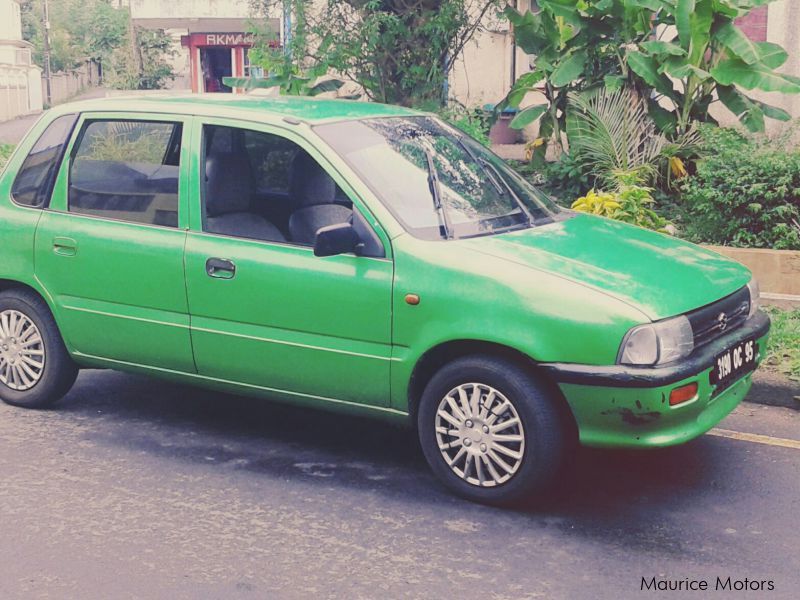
[69,120,182,228]
[11,114,79,208]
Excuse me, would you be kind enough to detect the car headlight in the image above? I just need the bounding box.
[618,315,694,366]
[747,277,760,319]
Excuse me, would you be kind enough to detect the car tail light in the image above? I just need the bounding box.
[669,382,699,406]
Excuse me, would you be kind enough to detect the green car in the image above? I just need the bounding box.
[0,96,769,505]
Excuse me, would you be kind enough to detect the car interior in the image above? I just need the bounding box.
[69,121,183,228]
[66,121,355,244]
[203,125,353,245]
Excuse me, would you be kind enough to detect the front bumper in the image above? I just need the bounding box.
[541,311,771,448]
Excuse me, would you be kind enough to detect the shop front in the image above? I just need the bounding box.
[181,32,254,94]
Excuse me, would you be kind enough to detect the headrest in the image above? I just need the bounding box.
[289,151,336,208]
[205,154,254,217]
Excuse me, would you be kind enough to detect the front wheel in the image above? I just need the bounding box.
[417,355,569,506]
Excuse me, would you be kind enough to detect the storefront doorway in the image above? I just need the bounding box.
[200,47,233,93]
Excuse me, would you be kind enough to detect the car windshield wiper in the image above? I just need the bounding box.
[477,156,536,227]
[456,136,505,196]
[424,147,453,239]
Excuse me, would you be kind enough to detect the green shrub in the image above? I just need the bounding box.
[439,105,491,147]
[0,144,15,171]
[679,125,800,250]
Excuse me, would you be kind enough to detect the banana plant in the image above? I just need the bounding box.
[628,0,798,134]
[502,0,798,151]
[223,63,346,97]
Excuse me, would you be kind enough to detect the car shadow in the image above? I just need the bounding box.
[59,369,742,544]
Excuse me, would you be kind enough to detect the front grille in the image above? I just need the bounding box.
[686,286,750,349]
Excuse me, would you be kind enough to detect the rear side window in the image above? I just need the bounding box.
[11,113,78,208]
[69,120,182,228]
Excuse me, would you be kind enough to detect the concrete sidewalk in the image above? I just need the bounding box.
[0,87,110,145]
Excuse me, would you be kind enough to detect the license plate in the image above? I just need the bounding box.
[710,338,757,388]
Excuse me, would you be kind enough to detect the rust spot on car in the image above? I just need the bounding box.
[601,408,662,426]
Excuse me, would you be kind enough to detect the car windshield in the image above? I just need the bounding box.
[314,116,560,240]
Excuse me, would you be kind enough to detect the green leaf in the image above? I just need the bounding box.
[755,42,789,69]
[647,101,678,135]
[550,49,587,87]
[717,85,765,132]
[222,76,282,90]
[626,0,672,10]
[715,21,760,64]
[604,75,625,92]
[712,58,800,93]
[663,57,711,80]
[676,0,695,51]
[640,40,687,57]
[752,98,791,122]
[503,6,544,54]
[510,104,548,129]
[627,51,675,96]
[515,71,546,89]
[308,78,345,96]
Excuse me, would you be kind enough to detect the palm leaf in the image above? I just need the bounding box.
[566,88,667,188]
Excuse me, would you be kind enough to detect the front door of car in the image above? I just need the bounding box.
[34,112,196,372]
[183,120,394,407]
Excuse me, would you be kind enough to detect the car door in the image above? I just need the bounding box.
[34,112,196,373]
[183,118,394,407]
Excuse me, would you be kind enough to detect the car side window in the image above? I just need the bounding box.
[11,113,79,208]
[202,124,353,246]
[68,120,183,228]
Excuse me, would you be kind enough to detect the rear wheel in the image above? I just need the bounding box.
[0,289,78,409]
[417,355,568,506]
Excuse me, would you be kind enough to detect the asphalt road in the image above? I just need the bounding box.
[1,370,798,600]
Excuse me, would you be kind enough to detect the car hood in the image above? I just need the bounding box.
[460,214,751,321]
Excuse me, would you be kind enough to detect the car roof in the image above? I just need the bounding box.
[50,93,423,125]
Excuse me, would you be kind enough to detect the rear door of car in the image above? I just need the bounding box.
[34,111,196,372]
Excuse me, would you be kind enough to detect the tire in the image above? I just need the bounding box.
[417,355,568,506]
[0,289,78,409]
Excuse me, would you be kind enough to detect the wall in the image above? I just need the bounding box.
[129,0,252,19]
[708,247,800,298]
[42,62,100,107]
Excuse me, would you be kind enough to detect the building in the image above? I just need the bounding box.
[0,0,42,121]
[126,0,279,93]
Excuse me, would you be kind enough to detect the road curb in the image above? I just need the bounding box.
[746,373,799,410]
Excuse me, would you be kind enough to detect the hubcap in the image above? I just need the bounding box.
[0,310,45,392]
[435,383,525,488]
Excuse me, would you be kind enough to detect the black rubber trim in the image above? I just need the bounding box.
[541,310,771,388]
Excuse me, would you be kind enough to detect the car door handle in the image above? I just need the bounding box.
[53,237,78,257]
[206,257,236,279]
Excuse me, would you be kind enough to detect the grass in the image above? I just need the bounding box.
[764,306,800,381]
[0,144,15,170]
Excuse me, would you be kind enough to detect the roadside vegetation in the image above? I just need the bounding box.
[763,307,800,380]
[0,145,15,171]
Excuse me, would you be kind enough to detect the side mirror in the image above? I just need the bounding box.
[314,222,359,257]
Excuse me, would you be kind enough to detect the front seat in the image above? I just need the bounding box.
[205,154,286,243]
[288,152,352,245]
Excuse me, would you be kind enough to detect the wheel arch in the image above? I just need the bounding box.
[0,279,57,318]
[407,339,577,437]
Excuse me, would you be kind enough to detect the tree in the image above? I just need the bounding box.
[503,0,799,148]
[247,0,499,107]
[20,0,174,90]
